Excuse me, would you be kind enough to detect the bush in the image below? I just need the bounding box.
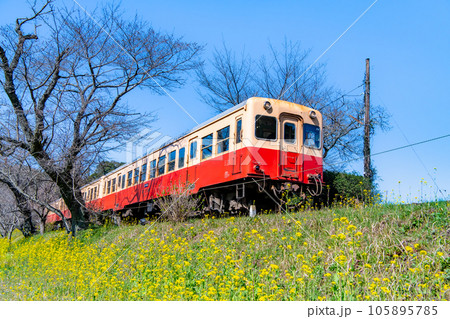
[155,183,200,222]
[321,170,373,205]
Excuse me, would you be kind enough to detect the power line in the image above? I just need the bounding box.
[322,84,364,108]
[372,134,450,157]
[375,94,444,196]
[324,133,450,172]
[279,0,379,99]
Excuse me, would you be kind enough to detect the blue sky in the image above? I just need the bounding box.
[1,0,449,202]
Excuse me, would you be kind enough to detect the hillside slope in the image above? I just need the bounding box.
[0,202,449,301]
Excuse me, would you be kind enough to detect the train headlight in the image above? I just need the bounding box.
[309,111,317,119]
[264,101,272,112]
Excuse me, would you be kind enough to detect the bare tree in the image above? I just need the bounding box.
[196,40,389,164]
[0,149,63,235]
[30,179,58,235]
[0,1,201,235]
[0,184,20,241]
[196,44,254,112]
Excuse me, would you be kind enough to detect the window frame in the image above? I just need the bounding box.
[201,133,213,160]
[217,126,230,154]
[255,115,278,141]
[190,140,198,160]
[127,170,132,187]
[111,178,116,193]
[149,159,156,179]
[158,155,166,176]
[134,167,140,185]
[236,118,242,144]
[168,150,176,172]
[303,123,322,149]
[178,147,185,168]
[140,163,147,182]
[283,122,296,144]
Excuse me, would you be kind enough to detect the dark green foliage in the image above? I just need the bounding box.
[320,170,373,205]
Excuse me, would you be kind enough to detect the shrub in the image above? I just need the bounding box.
[155,183,200,222]
[321,170,373,205]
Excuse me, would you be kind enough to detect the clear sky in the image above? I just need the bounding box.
[1,0,449,202]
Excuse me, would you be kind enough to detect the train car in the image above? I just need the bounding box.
[47,97,323,223]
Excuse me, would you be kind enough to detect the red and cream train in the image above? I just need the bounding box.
[47,97,323,223]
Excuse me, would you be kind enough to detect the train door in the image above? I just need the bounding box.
[232,116,243,174]
[186,137,198,184]
[280,115,300,179]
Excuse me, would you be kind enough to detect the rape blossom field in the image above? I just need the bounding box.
[0,201,449,301]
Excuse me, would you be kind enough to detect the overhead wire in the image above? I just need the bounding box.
[199,132,450,194]
[278,0,380,99]
[375,94,445,197]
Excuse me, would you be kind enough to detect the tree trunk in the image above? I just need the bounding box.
[7,228,13,243]
[39,219,45,235]
[19,212,35,237]
[1,178,36,237]
[57,179,88,236]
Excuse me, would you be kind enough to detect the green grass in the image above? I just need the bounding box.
[0,201,449,300]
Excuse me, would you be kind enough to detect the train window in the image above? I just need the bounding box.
[178,147,185,168]
[167,151,176,172]
[112,178,116,193]
[190,141,197,160]
[217,126,230,154]
[140,163,147,182]
[158,155,166,175]
[94,187,97,199]
[134,168,139,184]
[118,175,121,189]
[121,174,126,189]
[103,182,106,194]
[255,115,277,140]
[236,118,242,143]
[149,159,156,178]
[127,170,132,187]
[284,122,296,144]
[201,134,213,160]
[107,180,111,194]
[303,124,321,149]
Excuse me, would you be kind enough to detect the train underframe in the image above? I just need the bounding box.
[114,174,323,223]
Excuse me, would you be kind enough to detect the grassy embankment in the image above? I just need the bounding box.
[0,201,449,301]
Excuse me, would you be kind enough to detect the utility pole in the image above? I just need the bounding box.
[364,58,372,186]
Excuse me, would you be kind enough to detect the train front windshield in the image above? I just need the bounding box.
[303,124,321,149]
[255,115,277,140]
